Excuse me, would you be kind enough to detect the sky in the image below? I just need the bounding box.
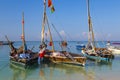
[0,0,120,41]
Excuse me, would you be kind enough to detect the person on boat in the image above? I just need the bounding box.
[38,44,46,64]
[106,41,111,45]
[60,41,68,52]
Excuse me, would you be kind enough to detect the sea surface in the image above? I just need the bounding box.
[0,41,120,80]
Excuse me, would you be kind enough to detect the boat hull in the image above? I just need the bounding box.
[108,48,120,54]
[81,50,114,62]
[84,53,112,62]
[76,44,85,50]
[44,54,86,66]
[10,57,38,68]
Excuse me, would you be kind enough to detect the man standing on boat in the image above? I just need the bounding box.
[38,43,47,64]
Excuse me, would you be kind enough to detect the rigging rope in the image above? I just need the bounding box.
[51,24,63,41]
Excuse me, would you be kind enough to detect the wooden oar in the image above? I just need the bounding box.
[5,35,13,49]
[5,35,10,44]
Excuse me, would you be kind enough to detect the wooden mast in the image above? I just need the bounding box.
[86,0,95,49]
[41,0,46,44]
[41,0,55,51]
[22,12,27,53]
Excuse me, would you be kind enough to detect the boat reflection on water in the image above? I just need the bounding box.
[85,61,113,80]
[9,63,39,80]
[38,61,113,80]
[10,61,113,80]
[39,63,102,80]
[86,59,113,69]
[50,63,86,74]
[38,63,87,80]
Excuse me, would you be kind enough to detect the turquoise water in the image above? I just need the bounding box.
[0,41,120,80]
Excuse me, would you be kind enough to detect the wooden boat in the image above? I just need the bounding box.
[6,13,38,68]
[0,41,14,45]
[81,0,114,62]
[39,0,86,66]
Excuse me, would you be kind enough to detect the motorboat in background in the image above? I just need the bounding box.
[76,42,85,50]
[106,41,120,54]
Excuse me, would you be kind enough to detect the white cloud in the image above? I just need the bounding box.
[82,32,88,37]
[59,30,66,37]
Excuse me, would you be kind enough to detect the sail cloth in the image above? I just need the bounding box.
[48,0,55,13]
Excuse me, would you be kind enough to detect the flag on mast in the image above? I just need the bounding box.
[48,0,52,7]
[48,0,55,13]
